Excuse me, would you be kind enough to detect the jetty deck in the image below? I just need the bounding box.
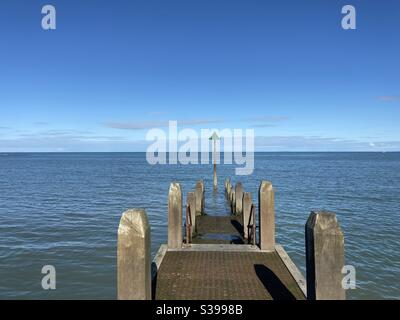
[117,177,347,300]
[152,180,306,300]
[154,247,305,300]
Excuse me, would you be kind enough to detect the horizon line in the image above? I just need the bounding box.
[1,151,399,154]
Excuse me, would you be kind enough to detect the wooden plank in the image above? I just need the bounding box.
[275,244,307,297]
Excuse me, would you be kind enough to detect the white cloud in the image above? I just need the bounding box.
[1,133,400,152]
[254,136,400,151]
[103,119,223,130]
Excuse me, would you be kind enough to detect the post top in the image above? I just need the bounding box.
[306,211,343,235]
[169,182,181,193]
[260,180,273,192]
[118,209,149,238]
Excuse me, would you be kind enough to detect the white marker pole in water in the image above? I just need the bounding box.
[209,132,220,190]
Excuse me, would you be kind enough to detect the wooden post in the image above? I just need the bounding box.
[305,211,345,300]
[227,182,231,199]
[225,177,230,195]
[258,181,275,251]
[187,192,196,237]
[231,190,236,214]
[235,182,243,215]
[200,180,205,212]
[195,181,203,216]
[242,192,252,239]
[168,182,182,249]
[117,209,151,300]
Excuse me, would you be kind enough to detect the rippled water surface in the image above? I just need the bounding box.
[0,152,399,299]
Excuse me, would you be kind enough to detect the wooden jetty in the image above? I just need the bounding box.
[117,178,346,300]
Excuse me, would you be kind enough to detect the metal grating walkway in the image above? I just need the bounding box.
[154,250,305,300]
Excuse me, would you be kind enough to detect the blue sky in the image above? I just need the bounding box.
[0,0,399,151]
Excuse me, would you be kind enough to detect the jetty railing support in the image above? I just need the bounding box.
[185,204,192,244]
[258,181,275,251]
[305,211,345,300]
[117,209,151,300]
[242,192,252,239]
[235,182,243,215]
[249,204,256,245]
[168,182,182,249]
[187,192,196,238]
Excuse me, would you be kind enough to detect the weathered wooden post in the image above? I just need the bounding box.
[225,177,230,195]
[242,192,252,239]
[231,190,236,214]
[305,211,345,300]
[258,181,275,251]
[195,181,203,216]
[200,180,205,212]
[117,209,151,300]
[187,192,196,237]
[168,182,182,249]
[235,182,243,215]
